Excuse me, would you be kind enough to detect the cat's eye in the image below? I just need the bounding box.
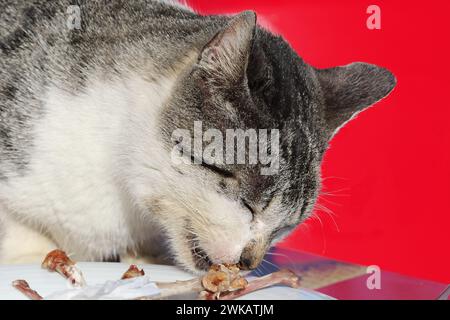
[201,162,234,178]
[191,156,234,178]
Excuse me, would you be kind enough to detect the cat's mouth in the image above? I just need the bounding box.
[188,236,212,271]
[184,220,212,271]
[191,243,213,271]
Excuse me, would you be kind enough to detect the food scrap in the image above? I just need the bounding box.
[198,265,300,300]
[13,250,301,300]
[121,264,145,280]
[41,249,86,287]
[12,280,43,300]
[201,264,248,298]
[200,268,301,300]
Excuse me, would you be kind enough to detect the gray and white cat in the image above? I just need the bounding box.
[0,0,396,273]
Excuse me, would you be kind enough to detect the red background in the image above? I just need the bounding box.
[187,0,450,283]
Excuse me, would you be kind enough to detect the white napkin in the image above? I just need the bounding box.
[45,276,161,300]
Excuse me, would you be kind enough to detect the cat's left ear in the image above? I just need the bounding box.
[197,11,256,84]
[316,62,397,137]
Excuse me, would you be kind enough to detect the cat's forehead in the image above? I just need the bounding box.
[234,129,319,194]
[202,30,317,125]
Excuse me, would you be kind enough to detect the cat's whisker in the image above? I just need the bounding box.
[321,176,349,182]
[315,202,337,216]
[261,258,280,271]
[318,194,342,207]
[319,188,351,197]
[314,203,340,232]
[265,251,297,271]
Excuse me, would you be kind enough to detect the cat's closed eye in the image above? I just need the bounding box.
[191,155,234,178]
[201,161,234,178]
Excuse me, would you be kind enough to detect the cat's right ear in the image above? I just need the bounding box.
[197,11,257,85]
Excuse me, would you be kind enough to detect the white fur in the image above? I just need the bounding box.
[0,216,57,263]
[0,72,176,262]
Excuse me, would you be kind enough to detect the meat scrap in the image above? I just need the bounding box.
[41,249,86,287]
[12,280,43,300]
[121,264,145,280]
[201,264,248,298]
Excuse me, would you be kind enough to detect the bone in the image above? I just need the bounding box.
[12,280,43,300]
[41,249,86,287]
[200,269,301,300]
[137,278,204,299]
[138,268,300,300]
[121,265,145,280]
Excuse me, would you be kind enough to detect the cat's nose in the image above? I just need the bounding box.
[239,243,266,270]
[238,257,253,270]
[238,254,258,270]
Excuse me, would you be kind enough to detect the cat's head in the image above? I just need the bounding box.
[153,11,396,273]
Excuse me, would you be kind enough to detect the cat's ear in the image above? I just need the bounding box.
[316,62,396,136]
[197,11,256,84]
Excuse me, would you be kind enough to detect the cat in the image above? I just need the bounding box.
[0,0,396,273]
